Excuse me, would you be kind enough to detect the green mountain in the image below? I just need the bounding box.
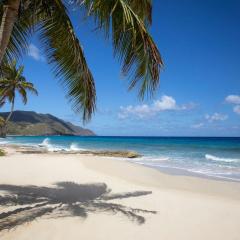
[0,111,95,136]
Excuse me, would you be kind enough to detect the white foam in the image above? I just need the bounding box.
[0,140,9,145]
[133,156,169,163]
[69,143,87,151]
[37,139,88,152]
[69,143,81,151]
[38,138,50,147]
[38,138,63,152]
[135,163,240,182]
[205,154,240,163]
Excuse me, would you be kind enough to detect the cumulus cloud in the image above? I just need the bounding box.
[205,113,228,122]
[28,44,44,61]
[118,104,152,119]
[225,94,240,116]
[233,105,240,115]
[225,95,240,104]
[153,95,177,111]
[118,95,195,119]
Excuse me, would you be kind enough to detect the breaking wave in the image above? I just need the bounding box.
[39,138,50,147]
[205,154,240,163]
[38,138,62,152]
[69,143,86,151]
[38,139,86,152]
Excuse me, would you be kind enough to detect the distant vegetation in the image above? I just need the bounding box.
[0,111,95,136]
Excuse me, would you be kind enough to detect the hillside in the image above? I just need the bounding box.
[0,111,95,136]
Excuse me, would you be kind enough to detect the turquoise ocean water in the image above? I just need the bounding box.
[1,136,240,181]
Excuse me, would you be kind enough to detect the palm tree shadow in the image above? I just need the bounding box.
[0,182,156,231]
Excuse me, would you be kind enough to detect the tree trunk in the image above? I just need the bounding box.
[0,0,20,64]
[5,98,14,123]
[0,124,7,138]
[0,98,15,138]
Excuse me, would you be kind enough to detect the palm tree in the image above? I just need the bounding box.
[0,60,38,137]
[0,0,163,121]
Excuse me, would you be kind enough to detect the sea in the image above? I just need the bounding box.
[1,136,240,182]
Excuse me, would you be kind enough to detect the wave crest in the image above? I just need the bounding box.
[69,143,86,151]
[134,156,169,163]
[39,138,50,147]
[38,138,62,152]
[205,154,239,163]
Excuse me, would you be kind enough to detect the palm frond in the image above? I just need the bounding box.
[1,0,161,120]
[0,60,37,106]
[20,82,38,96]
[124,0,153,25]
[16,65,24,79]
[76,0,163,98]
[0,1,38,64]
[17,85,27,104]
[1,1,96,121]
[34,0,96,122]
[0,100,5,107]
[0,59,16,80]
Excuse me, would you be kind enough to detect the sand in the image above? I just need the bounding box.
[0,147,239,240]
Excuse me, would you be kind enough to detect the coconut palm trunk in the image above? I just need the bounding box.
[0,0,20,64]
[5,96,14,123]
[0,97,14,138]
[0,123,6,137]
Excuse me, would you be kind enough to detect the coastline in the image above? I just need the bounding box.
[2,142,240,182]
[81,154,240,200]
[2,136,240,183]
[0,145,239,240]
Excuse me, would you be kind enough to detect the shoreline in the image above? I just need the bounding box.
[1,143,240,183]
[153,164,240,183]
[80,155,240,201]
[1,145,240,198]
[0,146,239,239]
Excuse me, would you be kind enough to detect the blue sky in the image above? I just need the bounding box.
[1,0,240,136]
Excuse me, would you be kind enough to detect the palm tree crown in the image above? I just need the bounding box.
[0,60,38,122]
[0,0,163,121]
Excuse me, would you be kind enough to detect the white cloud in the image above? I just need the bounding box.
[118,104,152,119]
[153,95,177,111]
[225,94,240,116]
[225,95,240,105]
[233,105,240,115]
[191,123,204,129]
[28,44,44,61]
[205,113,228,122]
[118,95,194,119]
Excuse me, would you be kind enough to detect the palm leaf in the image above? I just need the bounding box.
[1,0,161,121]
[19,81,38,96]
[127,0,153,25]
[1,0,96,121]
[17,85,27,104]
[0,60,38,106]
[75,0,163,98]
[34,0,96,121]
[0,1,37,64]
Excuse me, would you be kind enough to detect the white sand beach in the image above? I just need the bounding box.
[0,147,240,240]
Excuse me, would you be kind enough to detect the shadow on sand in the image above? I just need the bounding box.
[0,182,156,231]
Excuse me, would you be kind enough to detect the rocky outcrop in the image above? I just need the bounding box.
[15,146,141,159]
